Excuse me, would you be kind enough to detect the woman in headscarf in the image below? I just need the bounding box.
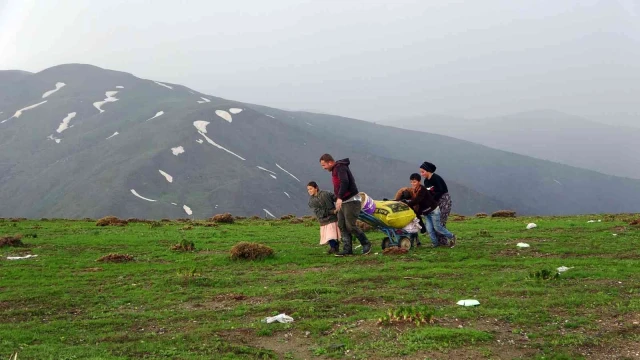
[419,161,454,247]
[307,181,341,254]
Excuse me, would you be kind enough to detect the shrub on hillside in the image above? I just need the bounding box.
[211,213,234,224]
[0,234,24,247]
[234,216,247,220]
[629,219,640,226]
[204,223,218,227]
[491,210,516,218]
[230,242,274,261]
[172,239,195,251]
[280,214,296,220]
[96,216,128,226]
[452,215,466,221]
[250,215,261,220]
[475,213,488,218]
[96,253,134,263]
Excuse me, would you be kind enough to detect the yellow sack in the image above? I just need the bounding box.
[372,200,416,228]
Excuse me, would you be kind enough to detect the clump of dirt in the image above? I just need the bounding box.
[383,247,408,255]
[280,214,296,220]
[211,213,234,224]
[96,253,134,263]
[172,240,195,251]
[356,220,373,232]
[203,223,218,228]
[491,210,517,218]
[475,212,488,218]
[301,215,315,220]
[289,218,304,224]
[234,216,247,220]
[181,225,193,231]
[629,219,640,226]
[230,242,274,260]
[176,218,192,223]
[451,215,466,221]
[0,234,24,247]
[96,216,128,226]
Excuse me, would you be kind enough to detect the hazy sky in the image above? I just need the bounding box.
[1,0,639,123]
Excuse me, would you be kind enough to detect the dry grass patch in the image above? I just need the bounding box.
[629,218,640,226]
[491,210,517,218]
[230,242,274,261]
[211,213,234,224]
[475,212,488,218]
[96,216,128,226]
[289,218,304,224]
[280,214,296,220]
[0,234,24,247]
[96,253,134,263]
[171,239,195,252]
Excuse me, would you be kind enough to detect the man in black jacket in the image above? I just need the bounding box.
[319,154,372,256]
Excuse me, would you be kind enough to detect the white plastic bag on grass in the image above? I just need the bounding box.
[457,299,480,306]
[263,313,294,324]
[526,223,537,229]
[516,243,530,248]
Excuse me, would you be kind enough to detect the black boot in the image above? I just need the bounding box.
[356,233,372,255]
[335,235,353,257]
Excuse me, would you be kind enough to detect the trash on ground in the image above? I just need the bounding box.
[612,234,618,236]
[526,223,537,229]
[262,313,294,324]
[516,243,530,248]
[587,220,595,223]
[457,299,480,306]
[557,266,573,273]
[7,254,38,260]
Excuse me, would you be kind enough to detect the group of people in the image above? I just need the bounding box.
[307,153,456,257]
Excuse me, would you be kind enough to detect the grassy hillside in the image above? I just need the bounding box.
[1,214,639,359]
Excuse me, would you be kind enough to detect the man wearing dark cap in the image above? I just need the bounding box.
[319,154,372,256]
[420,161,455,247]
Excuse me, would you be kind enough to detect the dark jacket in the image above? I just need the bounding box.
[308,190,338,225]
[331,158,358,201]
[424,173,449,202]
[405,185,438,215]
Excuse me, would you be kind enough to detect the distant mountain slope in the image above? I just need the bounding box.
[381,110,640,179]
[249,106,640,215]
[0,64,505,218]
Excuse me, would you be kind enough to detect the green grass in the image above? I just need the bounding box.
[1,214,639,359]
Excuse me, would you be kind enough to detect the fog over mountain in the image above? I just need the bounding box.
[381,110,640,179]
[1,1,639,123]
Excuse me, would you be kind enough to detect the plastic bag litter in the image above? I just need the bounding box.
[262,313,294,324]
[457,299,480,306]
[516,243,530,248]
[7,254,38,260]
[402,217,422,234]
[557,266,573,273]
[526,223,537,229]
[587,220,595,223]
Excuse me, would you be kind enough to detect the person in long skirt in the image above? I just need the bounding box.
[307,181,341,254]
[420,161,454,247]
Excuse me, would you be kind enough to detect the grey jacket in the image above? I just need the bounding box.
[308,190,338,226]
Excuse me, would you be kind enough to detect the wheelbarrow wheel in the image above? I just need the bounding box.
[381,237,391,250]
[399,236,412,250]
